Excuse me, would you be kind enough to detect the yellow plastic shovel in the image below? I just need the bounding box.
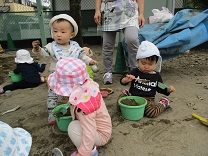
[192,113,208,126]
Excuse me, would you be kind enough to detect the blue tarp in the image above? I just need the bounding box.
[138,9,208,60]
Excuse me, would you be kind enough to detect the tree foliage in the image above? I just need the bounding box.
[184,0,208,10]
[70,0,83,46]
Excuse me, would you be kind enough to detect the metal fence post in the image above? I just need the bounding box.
[36,0,47,46]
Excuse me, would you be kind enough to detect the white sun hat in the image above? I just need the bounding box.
[0,121,32,156]
[136,41,162,72]
[49,14,78,38]
[15,49,34,64]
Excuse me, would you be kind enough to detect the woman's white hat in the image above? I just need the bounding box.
[0,121,32,156]
[49,14,78,38]
[136,41,162,72]
[15,49,34,64]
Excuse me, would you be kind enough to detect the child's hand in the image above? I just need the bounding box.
[83,47,93,58]
[168,86,176,93]
[32,40,41,52]
[76,152,82,156]
[122,74,135,83]
[89,60,98,66]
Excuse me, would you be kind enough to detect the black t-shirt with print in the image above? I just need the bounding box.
[120,68,170,97]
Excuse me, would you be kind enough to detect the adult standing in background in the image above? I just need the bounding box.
[94,0,145,85]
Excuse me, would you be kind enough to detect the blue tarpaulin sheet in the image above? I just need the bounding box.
[138,9,208,60]
[124,9,208,61]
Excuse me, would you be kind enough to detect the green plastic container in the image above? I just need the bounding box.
[118,96,147,121]
[87,65,93,79]
[52,104,72,132]
[9,71,23,82]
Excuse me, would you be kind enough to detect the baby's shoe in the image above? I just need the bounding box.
[70,146,98,156]
[159,97,170,109]
[92,146,98,156]
[70,151,77,156]
[103,72,112,85]
[48,120,56,125]
[51,148,63,156]
[48,114,56,125]
[48,108,56,125]
[0,86,4,94]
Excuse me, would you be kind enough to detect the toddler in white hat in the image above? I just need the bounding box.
[48,57,112,156]
[119,41,176,118]
[32,14,99,125]
[0,49,46,94]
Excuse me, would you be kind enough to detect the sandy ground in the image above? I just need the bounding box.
[0,45,208,156]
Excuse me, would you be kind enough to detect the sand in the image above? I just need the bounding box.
[0,45,208,156]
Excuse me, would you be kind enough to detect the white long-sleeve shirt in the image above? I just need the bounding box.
[32,40,92,72]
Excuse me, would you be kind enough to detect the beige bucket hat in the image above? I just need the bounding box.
[49,14,78,38]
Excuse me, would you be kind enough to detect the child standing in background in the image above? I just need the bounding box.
[32,14,98,124]
[48,57,112,156]
[120,41,176,118]
[94,0,145,84]
[0,49,46,94]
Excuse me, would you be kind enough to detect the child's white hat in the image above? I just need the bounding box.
[49,14,78,38]
[0,121,32,156]
[136,41,162,72]
[15,49,33,64]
